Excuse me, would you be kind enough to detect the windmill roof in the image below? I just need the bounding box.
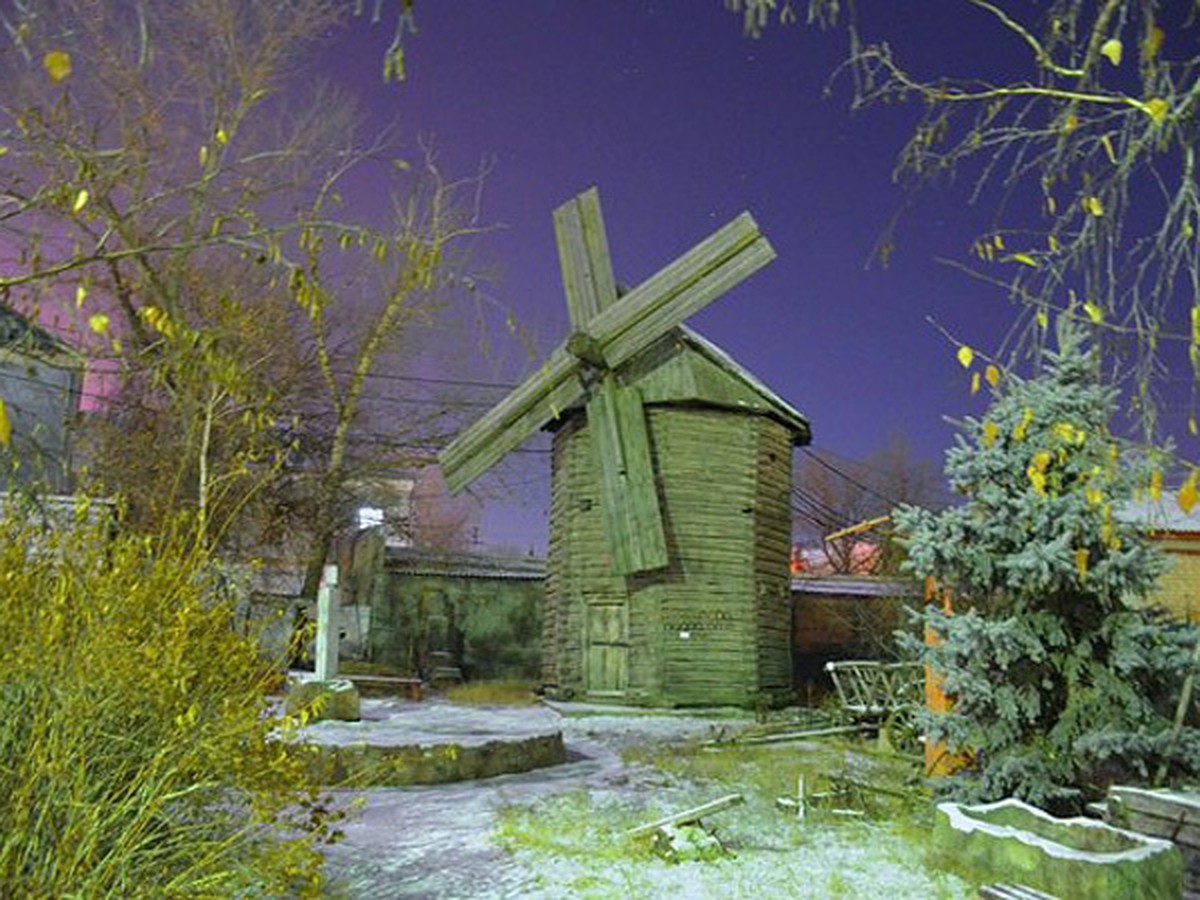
[582,324,811,443]
[675,325,810,440]
[1118,492,1200,535]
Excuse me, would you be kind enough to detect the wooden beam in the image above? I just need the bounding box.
[587,381,667,574]
[554,187,618,330]
[590,213,775,369]
[439,347,586,493]
[626,794,745,838]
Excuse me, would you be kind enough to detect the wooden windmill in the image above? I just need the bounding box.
[440,188,810,706]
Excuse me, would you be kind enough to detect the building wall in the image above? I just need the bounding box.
[1147,536,1200,621]
[364,568,543,680]
[0,351,81,492]
[790,577,923,693]
[547,406,795,707]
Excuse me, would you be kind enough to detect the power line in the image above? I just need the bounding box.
[800,447,901,508]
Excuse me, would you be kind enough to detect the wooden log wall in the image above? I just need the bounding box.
[546,404,794,707]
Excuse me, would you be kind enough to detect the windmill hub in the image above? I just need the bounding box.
[565,331,607,369]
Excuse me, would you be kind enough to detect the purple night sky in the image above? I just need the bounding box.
[310,3,1127,553]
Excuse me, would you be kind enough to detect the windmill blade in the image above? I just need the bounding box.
[439,347,587,493]
[590,212,775,369]
[587,379,668,575]
[554,187,618,328]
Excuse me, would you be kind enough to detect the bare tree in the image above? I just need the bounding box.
[726,1,1200,450]
[795,433,947,573]
[0,1,493,578]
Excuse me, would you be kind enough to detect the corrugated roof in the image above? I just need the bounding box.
[383,547,546,579]
[1118,492,1200,534]
[791,575,922,597]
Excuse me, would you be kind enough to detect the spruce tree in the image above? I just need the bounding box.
[895,324,1200,811]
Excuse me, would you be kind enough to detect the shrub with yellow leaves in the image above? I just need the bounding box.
[0,498,340,896]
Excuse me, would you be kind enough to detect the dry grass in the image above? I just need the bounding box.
[443,679,539,705]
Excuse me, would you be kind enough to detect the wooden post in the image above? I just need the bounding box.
[924,576,970,777]
[315,564,340,682]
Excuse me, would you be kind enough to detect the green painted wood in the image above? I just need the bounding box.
[588,213,774,369]
[546,404,796,706]
[554,187,617,329]
[586,603,629,695]
[587,379,667,575]
[439,346,586,493]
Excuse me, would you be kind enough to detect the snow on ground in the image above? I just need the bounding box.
[320,704,973,898]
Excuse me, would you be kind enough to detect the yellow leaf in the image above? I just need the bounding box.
[1012,252,1038,268]
[1027,465,1047,496]
[983,421,999,447]
[1145,25,1165,60]
[1101,38,1123,66]
[1144,98,1169,124]
[1100,134,1117,165]
[1190,416,1197,436]
[1063,112,1078,133]
[1046,195,1057,215]
[1032,451,1052,472]
[985,364,1000,387]
[199,145,208,166]
[88,313,109,335]
[1180,479,1199,514]
[110,337,122,354]
[75,285,87,308]
[1076,547,1090,579]
[1086,485,1103,506]
[72,189,89,213]
[1084,302,1104,324]
[957,345,974,368]
[1084,196,1104,217]
[1150,469,1163,501]
[1048,234,1059,253]
[970,372,981,395]
[1014,408,1034,442]
[1037,309,1049,330]
[43,50,72,83]
[0,146,7,157]
[0,397,10,448]
[215,127,228,145]
[994,234,1004,251]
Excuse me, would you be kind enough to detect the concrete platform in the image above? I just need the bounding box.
[289,698,566,787]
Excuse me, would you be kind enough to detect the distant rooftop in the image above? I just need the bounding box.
[0,304,76,359]
[1119,492,1200,535]
[383,546,546,579]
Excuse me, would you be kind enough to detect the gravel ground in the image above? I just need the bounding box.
[320,704,972,899]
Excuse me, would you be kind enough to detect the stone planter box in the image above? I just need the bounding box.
[930,798,1181,899]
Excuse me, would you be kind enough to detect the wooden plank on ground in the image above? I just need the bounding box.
[626,794,745,838]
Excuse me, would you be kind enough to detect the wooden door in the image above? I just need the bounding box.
[586,603,629,696]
